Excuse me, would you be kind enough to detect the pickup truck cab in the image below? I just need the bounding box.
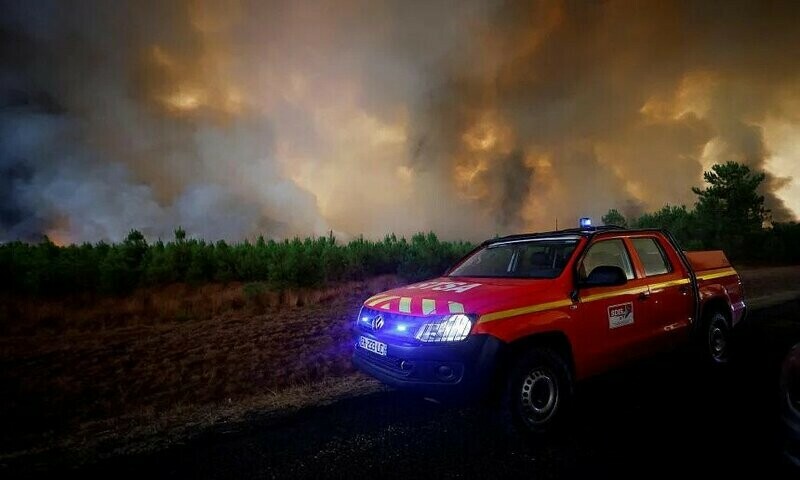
[353,226,747,433]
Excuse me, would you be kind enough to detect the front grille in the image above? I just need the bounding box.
[357,308,425,344]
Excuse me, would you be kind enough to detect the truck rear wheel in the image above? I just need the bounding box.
[780,343,800,468]
[700,310,731,366]
[505,347,573,436]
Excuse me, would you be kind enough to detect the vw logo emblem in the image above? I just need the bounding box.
[371,315,385,331]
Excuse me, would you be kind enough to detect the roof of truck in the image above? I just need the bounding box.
[486,225,628,244]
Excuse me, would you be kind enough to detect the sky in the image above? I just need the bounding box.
[1,0,799,244]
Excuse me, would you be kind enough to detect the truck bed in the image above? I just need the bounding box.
[685,250,746,326]
[685,250,731,272]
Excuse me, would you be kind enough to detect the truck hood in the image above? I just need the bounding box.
[363,276,567,317]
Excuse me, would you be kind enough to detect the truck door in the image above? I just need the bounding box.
[628,235,694,350]
[577,238,652,373]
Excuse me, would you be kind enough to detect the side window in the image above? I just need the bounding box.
[631,238,672,276]
[580,239,635,280]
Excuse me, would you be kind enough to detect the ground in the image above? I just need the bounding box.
[2,266,800,478]
[58,301,800,478]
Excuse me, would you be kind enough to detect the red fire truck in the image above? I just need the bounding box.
[353,225,746,433]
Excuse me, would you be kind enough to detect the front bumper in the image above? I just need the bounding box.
[352,332,504,398]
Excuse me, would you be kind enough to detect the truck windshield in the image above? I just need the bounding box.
[448,238,579,279]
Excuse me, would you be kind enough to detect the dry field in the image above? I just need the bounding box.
[0,276,402,464]
[1,266,799,465]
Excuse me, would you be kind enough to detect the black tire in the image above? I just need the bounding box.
[504,347,573,436]
[780,344,800,469]
[699,310,731,366]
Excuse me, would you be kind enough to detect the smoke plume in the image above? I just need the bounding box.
[1,0,799,243]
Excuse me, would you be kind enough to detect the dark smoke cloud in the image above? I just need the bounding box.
[490,151,534,228]
[1,0,798,244]
[0,161,37,236]
[0,0,329,243]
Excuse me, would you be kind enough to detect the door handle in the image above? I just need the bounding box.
[638,291,650,300]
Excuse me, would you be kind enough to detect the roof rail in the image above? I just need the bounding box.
[586,224,627,231]
[488,224,628,243]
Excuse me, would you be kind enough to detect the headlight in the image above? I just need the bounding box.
[356,306,365,327]
[415,314,473,343]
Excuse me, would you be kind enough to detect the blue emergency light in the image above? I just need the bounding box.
[579,217,592,228]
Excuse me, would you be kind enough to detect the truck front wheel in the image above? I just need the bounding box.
[505,347,573,435]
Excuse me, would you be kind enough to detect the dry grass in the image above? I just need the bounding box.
[0,275,400,463]
[0,276,400,336]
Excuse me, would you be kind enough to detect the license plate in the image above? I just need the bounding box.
[358,336,387,356]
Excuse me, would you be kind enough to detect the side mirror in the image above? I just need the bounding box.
[580,265,628,288]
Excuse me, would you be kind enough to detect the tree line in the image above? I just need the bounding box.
[2,231,474,296]
[602,162,800,263]
[3,162,798,297]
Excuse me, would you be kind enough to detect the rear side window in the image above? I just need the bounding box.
[580,239,635,280]
[631,238,672,276]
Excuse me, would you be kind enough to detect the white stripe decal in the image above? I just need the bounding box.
[367,295,399,307]
[399,297,412,313]
[448,301,465,314]
[422,299,436,315]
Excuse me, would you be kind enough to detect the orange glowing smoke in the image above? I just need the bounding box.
[103,0,800,240]
[7,0,799,244]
